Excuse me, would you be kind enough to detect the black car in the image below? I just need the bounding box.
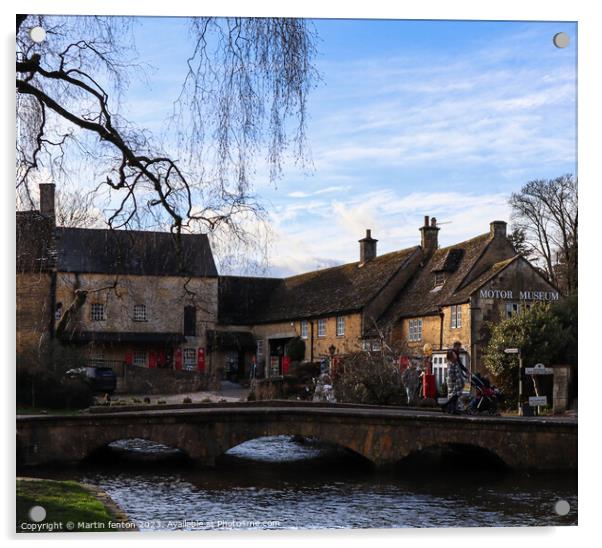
[87,366,117,394]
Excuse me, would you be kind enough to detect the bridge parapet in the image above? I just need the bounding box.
[16,406,577,470]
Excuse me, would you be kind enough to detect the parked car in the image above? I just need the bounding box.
[87,366,117,394]
[65,366,117,395]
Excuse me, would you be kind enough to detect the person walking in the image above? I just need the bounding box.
[446,349,464,414]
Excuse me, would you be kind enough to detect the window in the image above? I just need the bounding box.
[300,320,309,339]
[90,303,105,321]
[408,319,423,341]
[133,304,147,322]
[362,340,371,351]
[184,306,196,336]
[133,351,147,367]
[317,318,326,337]
[371,341,382,352]
[451,305,462,329]
[55,303,63,321]
[336,316,345,337]
[434,272,446,286]
[505,303,520,319]
[183,348,196,371]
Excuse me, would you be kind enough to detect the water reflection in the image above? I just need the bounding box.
[26,435,578,530]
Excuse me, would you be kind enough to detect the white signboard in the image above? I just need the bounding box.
[525,364,553,375]
[528,396,548,406]
[504,348,519,354]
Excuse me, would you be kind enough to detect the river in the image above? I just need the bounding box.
[23,435,577,530]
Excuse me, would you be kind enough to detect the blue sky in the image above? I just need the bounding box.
[122,18,577,276]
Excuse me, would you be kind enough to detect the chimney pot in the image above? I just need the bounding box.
[420,214,440,256]
[359,229,378,264]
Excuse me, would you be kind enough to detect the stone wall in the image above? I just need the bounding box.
[16,272,53,357]
[116,365,210,395]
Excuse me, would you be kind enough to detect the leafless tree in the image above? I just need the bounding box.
[16,15,318,252]
[54,185,104,228]
[509,174,577,294]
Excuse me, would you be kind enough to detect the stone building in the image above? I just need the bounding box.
[17,183,219,379]
[17,183,560,389]
[217,217,560,384]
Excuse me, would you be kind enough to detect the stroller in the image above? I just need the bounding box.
[467,373,502,415]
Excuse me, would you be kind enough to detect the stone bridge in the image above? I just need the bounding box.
[16,403,577,469]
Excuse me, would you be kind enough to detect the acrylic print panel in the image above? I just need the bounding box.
[16,14,577,533]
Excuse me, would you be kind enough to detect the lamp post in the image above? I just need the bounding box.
[328,344,336,373]
[505,347,522,415]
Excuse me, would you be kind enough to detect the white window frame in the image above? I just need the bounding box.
[90,303,105,321]
[183,348,196,371]
[256,339,264,360]
[362,340,371,351]
[133,350,147,368]
[434,272,446,286]
[133,304,147,322]
[317,318,326,337]
[451,305,462,329]
[506,302,520,319]
[336,316,345,337]
[300,320,309,339]
[371,341,382,352]
[408,319,423,342]
[55,303,63,321]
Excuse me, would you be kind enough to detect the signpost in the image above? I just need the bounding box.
[525,364,553,375]
[524,363,553,415]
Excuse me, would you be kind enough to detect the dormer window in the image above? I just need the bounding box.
[434,272,446,287]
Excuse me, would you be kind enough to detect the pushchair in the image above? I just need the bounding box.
[467,373,502,415]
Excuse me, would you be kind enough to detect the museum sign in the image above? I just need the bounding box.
[479,289,560,301]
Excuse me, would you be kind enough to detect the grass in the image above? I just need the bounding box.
[16,478,119,533]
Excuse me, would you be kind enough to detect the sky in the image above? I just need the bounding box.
[91,18,579,276]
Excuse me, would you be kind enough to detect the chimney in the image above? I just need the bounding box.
[420,215,440,255]
[490,220,507,239]
[359,229,378,264]
[39,183,55,221]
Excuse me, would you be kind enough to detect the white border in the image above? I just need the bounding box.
[4,1,598,547]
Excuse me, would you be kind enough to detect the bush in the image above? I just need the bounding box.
[483,302,571,408]
[332,350,405,405]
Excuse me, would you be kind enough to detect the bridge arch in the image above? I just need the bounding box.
[396,442,509,470]
[216,433,374,466]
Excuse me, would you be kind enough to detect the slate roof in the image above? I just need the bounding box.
[378,233,495,323]
[219,246,422,324]
[54,227,218,277]
[444,255,520,305]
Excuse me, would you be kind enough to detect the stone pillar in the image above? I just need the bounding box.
[552,364,572,414]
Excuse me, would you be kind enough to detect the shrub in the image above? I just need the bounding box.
[332,350,405,405]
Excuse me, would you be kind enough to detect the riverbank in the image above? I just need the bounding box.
[16,477,137,533]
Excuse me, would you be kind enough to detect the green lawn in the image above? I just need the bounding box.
[16,478,120,533]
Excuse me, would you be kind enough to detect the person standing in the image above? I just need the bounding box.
[402,360,421,405]
[446,349,464,414]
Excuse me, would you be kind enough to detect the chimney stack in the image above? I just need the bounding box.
[39,183,56,221]
[420,215,440,256]
[359,229,378,264]
[490,220,507,239]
